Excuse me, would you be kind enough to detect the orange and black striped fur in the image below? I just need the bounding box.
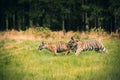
[67,37,106,56]
[39,41,70,56]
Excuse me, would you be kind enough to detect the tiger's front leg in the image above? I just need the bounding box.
[75,48,82,56]
[51,48,58,56]
[53,50,58,56]
[65,50,70,55]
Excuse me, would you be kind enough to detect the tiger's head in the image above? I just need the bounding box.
[67,37,78,51]
[38,42,46,50]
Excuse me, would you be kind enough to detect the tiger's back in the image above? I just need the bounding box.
[39,41,70,56]
[56,41,68,52]
[67,37,106,56]
[82,39,106,52]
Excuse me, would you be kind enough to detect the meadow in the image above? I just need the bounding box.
[0,31,120,80]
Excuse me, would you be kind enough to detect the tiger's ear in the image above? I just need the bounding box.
[76,40,79,42]
[71,36,75,41]
[41,41,45,45]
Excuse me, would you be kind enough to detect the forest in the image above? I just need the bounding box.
[0,0,120,33]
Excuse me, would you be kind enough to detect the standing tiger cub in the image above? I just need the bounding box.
[38,41,70,56]
[67,37,106,56]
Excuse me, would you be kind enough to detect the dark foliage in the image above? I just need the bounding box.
[0,0,120,32]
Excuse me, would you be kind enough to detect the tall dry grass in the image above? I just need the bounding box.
[0,28,119,41]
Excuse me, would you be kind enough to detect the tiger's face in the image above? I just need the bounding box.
[67,37,78,51]
[39,42,46,50]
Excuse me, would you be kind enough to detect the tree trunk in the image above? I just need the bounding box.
[6,15,8,31]
[114,15,117,32]
[82,0,88,31]
[85,12,88,31]
[62,15,65,35]
[29,19,33,27]
[110,18,112,33]
[18,16,21,31]
[95,18,96,28]
[13,13,15,29]
[22,15,25,30]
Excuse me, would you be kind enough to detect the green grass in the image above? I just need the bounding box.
[0,39,120,80]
